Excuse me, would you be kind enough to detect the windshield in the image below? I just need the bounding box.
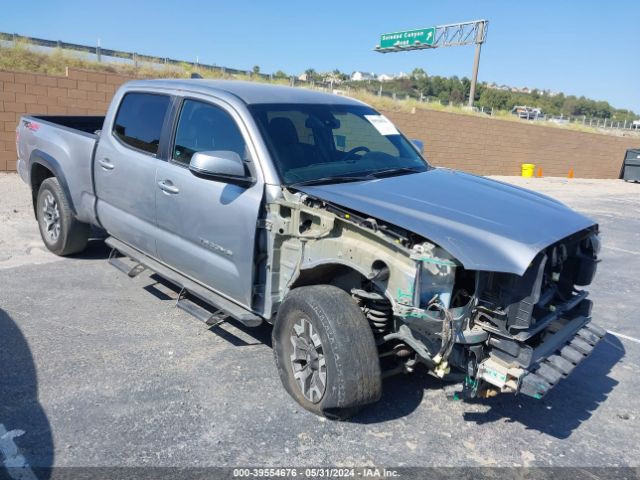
[249,103,430,185]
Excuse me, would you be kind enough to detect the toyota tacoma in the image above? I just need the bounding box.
[16,80,605,418]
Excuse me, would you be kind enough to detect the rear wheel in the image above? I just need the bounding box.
[36,177,89,256]
[273,285,382,419]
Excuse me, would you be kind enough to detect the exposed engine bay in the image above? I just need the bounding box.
[264,188,606,400]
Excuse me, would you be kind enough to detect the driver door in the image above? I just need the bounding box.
[154,97,263,309]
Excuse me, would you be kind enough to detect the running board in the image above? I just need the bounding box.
[108,250,147,277]
[105,237,262,327]
[176,289,228,327]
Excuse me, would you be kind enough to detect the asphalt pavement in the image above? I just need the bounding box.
[0,173,639,470]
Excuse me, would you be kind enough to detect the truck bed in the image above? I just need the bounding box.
[17,115,107,225]
[28,115,105,135]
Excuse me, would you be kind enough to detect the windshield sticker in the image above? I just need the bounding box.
[364,115,399,136]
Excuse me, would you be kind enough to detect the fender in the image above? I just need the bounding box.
[29,149,77,216]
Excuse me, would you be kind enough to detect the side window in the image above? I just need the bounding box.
[113,92,170,155]
[173,100,249,165]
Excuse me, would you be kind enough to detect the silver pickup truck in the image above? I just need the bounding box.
[17,80,606,418]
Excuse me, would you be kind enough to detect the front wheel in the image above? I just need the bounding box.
[272,285,382,419]
[36,177,89,256]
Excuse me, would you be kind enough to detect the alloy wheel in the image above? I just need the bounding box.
[41,192,61,242]
[289,317,327,403]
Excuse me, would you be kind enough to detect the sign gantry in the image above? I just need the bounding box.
[375,20,489,107]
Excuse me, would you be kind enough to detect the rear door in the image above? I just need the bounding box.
[94,92,171,256]
[155,97,263,309]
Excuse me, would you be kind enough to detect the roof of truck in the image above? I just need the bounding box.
[124,79,366,106]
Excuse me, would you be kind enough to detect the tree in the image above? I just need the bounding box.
[562,96,579,116]
[328,65,638,119]
[252,65,261,75]
[332,69,348,81]
[273,70,289,79]
[430,76,448,98]
[594,101,611,118]
[449,89,464,105]
[437,90,450,104]
[304,68,320,82]
[410,67,427,80]
[478,89,511,111]
[461,77,472,100]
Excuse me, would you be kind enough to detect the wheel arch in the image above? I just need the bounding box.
[29,150,76,218]
[289,260,394,305]
[291,261,367,291]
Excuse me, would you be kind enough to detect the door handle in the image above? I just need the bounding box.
[98,158,115,170]
[158,180,180,194]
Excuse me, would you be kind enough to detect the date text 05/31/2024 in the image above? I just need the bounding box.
[232,468,400,478]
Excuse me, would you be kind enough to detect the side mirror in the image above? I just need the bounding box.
[411,139,424,154]
[189,150,253,185]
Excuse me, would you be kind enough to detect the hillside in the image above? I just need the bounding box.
[0,40,638,137]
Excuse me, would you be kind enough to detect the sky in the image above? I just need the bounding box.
[2,0,639,112]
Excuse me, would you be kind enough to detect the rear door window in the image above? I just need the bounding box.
[113,92,170,155]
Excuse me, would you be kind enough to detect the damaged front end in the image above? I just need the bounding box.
[394,227,605,400]
[266,187,605,401]
[461,229,605,399]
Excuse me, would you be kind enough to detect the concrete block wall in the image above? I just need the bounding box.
[0,68,133,171]
[0,67,638,177]
[385,109,639,178]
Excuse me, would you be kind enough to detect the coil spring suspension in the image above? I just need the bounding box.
[352,289,393,335]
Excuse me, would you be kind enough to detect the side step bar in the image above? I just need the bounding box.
[108,249,147,277]
[176,289,228,327]
[105,237,262,327]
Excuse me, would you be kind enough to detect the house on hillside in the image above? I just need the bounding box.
[351,71,375,81]
[377,73,395,82]
[323,72,345,85]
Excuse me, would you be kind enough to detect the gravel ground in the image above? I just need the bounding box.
[0,172,639,470]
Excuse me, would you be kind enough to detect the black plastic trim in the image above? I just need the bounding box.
[29,149,76,215]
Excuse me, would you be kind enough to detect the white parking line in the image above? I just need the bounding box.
[607,330,640,345]
[0,424,37,480]
[603,245,640,256]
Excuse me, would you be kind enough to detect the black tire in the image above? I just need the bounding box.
[273,285,382,419]
[36,177,89,256]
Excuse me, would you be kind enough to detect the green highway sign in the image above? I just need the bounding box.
[379,27,436,49]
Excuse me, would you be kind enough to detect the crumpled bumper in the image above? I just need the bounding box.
[475,317,607,399]
[519,321,606,398]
